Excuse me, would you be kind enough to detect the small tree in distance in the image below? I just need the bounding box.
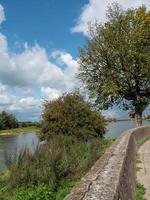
[78,3,150,126]
[0,111,19,130]
[41,91,106,141]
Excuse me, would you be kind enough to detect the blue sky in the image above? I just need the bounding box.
[1,0,86,57]
[0,0,149,121]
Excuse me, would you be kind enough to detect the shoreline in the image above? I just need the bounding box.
[0,126,41,136]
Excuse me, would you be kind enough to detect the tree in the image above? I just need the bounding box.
[41,91,106,141]
[0,111,19,130]
[78,4,150,126]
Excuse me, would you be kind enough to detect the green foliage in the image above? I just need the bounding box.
[136,182,146,200]
[55,181,76,200]
[41,91,106,141]
[136,159,142,164]
[0,111,19,130]
[78,3,150,125]
[0,135,113,199]
[11,184,53,200]
[18,121,41,128]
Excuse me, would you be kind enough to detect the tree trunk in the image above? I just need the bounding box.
[134,112,142,127]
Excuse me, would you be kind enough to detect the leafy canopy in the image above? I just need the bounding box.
[0,111,18,130]
[78,4,150,117]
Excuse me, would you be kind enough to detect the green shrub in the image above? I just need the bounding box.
[55,181,76,200]
[136,182,146,200]
[0,111,18,130]
[12,184,53,200]
[41,91,106,141]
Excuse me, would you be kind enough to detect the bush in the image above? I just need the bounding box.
[11,184,53,200]
[41,91,106,141]
[0,111,18,130]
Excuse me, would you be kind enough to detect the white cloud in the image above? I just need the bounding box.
[40,51,79,101]
[0,83,7,93]
[71,0,150,36]
[41,87,61,100]
[0,33,79,92]
[0,94,15,106]
[0,91,42,120]
[51,50,79,90]
[0,31,79,120]
[19,97,40,107]
[0,33,7,52]
[0,4,5,25]
[0,88,40,111]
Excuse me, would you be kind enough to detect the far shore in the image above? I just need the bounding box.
[0,126,41,136]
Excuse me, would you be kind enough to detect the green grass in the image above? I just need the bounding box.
[136,159,142,164]
[55,181,76,200]
[136,157,142,171]
[136,166,142,172]
[136,182,146,200]
[0,126,41,136]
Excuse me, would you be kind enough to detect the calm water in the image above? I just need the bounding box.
[0,121,150,171]
[105,120,150,138]
[0,132,40,171]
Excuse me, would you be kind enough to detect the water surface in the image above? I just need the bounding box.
[105,120,150,138]
[0,132,39,171]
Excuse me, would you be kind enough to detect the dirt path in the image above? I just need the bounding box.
[137,140,150,200]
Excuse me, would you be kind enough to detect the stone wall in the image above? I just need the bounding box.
[64,125,150,200]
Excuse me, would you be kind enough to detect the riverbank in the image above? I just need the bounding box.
[0,137,114,200]
[0,126,41,136]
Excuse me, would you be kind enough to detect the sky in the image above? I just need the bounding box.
[0,0,149,121]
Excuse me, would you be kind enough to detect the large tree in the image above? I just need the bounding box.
[78,4,150,126]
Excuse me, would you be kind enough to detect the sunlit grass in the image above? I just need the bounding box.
[0,126,41,136]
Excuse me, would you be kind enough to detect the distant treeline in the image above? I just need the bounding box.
[144,115,150,120]
[0,111,40,130]
[18,121,41,128]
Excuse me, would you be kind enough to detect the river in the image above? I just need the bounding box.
[105,120,150,138]
[0,132,40,171]
[0,120,150,171]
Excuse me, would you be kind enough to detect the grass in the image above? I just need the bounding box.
[0,136,114,200]
[136,159,142,164]
[0,126,41,136]
[136,138,149,200]
[136,166,142,172]
[136,182,146,200]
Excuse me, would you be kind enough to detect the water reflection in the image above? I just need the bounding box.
[0,133,40,171]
